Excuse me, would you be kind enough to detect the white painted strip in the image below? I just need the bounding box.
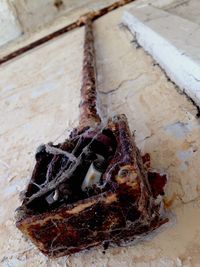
[123,5,200,107]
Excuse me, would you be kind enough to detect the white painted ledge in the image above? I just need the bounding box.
[0,0,22,47]
[123,5,200,107]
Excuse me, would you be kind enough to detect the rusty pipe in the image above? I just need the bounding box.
[79,19,101,128]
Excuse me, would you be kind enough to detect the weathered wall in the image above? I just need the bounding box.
[0,0,177,48]
[12,0,118,33]
[0,0,119,48]
[166,0,200,25]
[0,0,22,46]
[0,0,176,52]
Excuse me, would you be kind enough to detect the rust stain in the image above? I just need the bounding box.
[163,194,177,209]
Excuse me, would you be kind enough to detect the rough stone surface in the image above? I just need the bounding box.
[1,4,200,267]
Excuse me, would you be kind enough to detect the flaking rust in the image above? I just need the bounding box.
[15,18,168,258]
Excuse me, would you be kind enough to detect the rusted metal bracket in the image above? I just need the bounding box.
[16,17,168,258]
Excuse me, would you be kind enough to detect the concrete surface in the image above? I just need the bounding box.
[0,0,22,47]
[13,0,118,33]
[123,5,200,107]
[165,0,200,26]
[0,0,120,51]
[1,2,200,267]
[0,0,175,61]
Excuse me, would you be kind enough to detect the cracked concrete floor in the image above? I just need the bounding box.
[0,5,200,267]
